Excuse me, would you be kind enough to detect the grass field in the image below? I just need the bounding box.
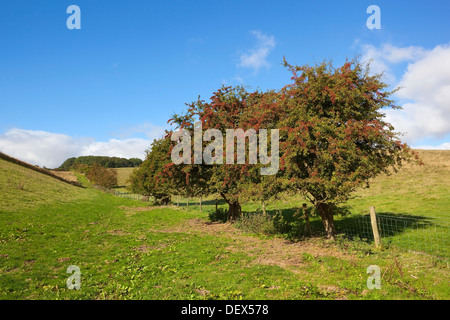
[115,167,136,188]
[0,152,449,300]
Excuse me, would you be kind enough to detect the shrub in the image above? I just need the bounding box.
[236,212,276,235]
[86,163,118,189]
[71,163,90,175]
[208,208,228,223]
[153,195,171,206]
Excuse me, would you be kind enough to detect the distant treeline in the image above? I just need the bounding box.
[58,156,143,171]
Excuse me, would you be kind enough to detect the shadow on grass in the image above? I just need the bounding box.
[242,205,446,243]
[174,198,227,208]
[335,212,446,242]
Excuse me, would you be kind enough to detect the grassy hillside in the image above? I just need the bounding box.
[0,152,449,300]
[347,150,450,219]
[0,152,80,187]
[115,167,135,187]
[0,159,92,213]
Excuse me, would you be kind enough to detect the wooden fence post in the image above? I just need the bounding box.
[369,206,382,248]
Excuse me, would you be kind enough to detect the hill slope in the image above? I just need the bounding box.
[0,158,92,213]
[347,150,450,219]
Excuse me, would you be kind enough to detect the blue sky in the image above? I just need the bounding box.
[1,0,450,167]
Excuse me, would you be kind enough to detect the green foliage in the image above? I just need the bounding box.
[236,213,275,235]
[167,86,272,220]
[277,59,418,204]
[71,163,90,175]
[260,58,420,239]
[272,211,300,235]
[58,156,142,171]
[164,58,417,231]
[128,137,173,202]
[86,163,118,189]
[208,208,228,223]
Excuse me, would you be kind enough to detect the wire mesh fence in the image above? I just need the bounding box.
[114,192,148,201]
[337,213,449,261]
[109,189,150,201]
[100,185,450,261]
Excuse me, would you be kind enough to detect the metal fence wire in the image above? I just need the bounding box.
[111,190,150,201]
[105,186,449,262]
[339,214,449,261]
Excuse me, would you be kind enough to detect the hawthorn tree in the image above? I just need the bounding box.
[128,137,173,205]
[167,86,273,220]
[274,59,419,240]
[240,175,286,215]
[86,163,118,189]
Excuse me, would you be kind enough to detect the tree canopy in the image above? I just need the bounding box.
[128,137,174,204]
[130,58,419,239]
[58,156,142,171]
[272,59,418,239]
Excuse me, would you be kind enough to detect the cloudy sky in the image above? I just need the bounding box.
[1,0,449,168]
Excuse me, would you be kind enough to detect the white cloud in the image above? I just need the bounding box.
[0,125,165,168]
[361,43,426,84]
[413,142,450,150]
[79,138,152,160]
[238,30,276,73]
[0,129,86,169]
[387,44,450,144]
[361,43,450,147]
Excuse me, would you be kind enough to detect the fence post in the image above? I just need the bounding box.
[369,206,382,248]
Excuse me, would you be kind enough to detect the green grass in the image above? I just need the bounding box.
[2,189,448,299]
[0,152,449,300]
[115,167,135,188]
[0,159,93,212]
[346,150,450,220]
[225,150,450,260]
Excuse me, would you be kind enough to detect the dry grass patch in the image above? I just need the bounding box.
[152,218,355,271]
[49,170,79,183]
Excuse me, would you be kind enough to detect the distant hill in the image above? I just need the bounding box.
[58,155,143,171]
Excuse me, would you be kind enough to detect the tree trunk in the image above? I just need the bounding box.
[220,193,241,222]
[177,195,179,207]
[317,202,336,240]
[187,197,189,209]
[160,195,171,206]
[262,201,266,216]
[199,195,202,212]
[227,201,242,221]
